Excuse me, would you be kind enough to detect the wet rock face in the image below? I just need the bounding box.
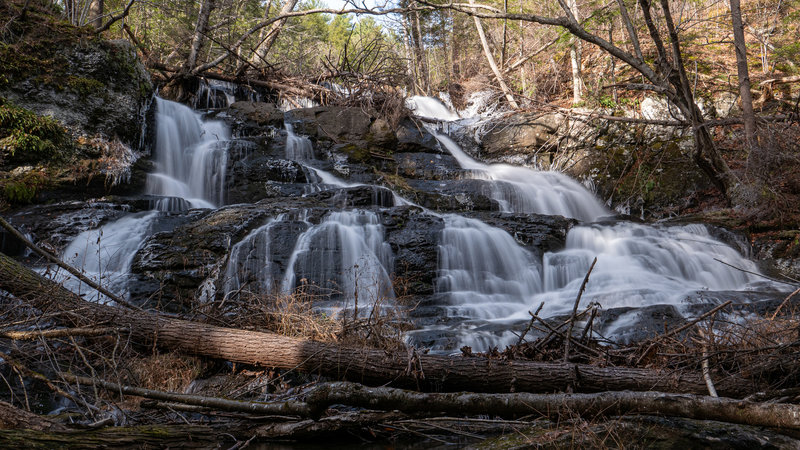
[228,101,284,127]
[2,39,153,147]
[466,212,576,258]
[131,205,274,309]
[5,201,139,254]
[287,106,374,143]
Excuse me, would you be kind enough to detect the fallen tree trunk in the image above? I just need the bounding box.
[0,402,65,432]
[54,375,800,432]
[0,252,758,397]
[307,382,800,430]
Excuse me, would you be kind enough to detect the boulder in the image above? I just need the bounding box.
[481,112,564,156]
[228,101,284,128]
[287,106,374,143]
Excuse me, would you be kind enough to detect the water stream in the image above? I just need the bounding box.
[58,98,234,302]
[57,94,785,350]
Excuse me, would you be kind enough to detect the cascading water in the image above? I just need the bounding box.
[280,210,395,314]
[58,98,234,302]
[147,98,231,209]
[435,132,608,222]
[58,211,159,300]
[411,98,779,350]
[437,215,542,319]
[222,217,285,300]
[285,123,315,161]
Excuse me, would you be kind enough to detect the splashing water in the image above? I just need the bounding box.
[280,210,395,314]
[146,98,231,208]
[407,96,777,350]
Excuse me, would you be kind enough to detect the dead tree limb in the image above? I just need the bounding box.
[306,382,800,430]
[1,327,126,341]
[0,252,759,397]
[0,216,141,311]
[61,374,311,417]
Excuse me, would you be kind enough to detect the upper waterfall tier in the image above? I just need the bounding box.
[147,98,232,209]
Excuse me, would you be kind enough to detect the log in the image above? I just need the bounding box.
[0,252,758,397]
[307,382,800,430]
[0,425,228,448]
[0,401,65,432]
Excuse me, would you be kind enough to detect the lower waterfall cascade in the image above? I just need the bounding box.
[50,95,791,351]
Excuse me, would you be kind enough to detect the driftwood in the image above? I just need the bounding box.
[0,252,761,397]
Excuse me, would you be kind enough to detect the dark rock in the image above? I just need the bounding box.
[287,106,374,143]
[229,101,284,127]
[393,152,461,180]
[309,186,395,208]
[131,205,271,308]
[384,207,445,295]
[467,212,576,257]
[395,118,441,153]
[7,201,134,254]
[2,39,153,148]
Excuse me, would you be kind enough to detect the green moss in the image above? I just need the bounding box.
[66,75,105,97]
[339,143,371,162]
[0,99,70,164]
[2,170,47,204]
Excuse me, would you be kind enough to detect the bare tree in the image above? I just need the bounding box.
[467,0,519,108]
[730,0,756,153]
[567,0,585,103]
[185,0,217,73]
[431,0,737,198]
[244,0,300,72]
[88,0,103,28]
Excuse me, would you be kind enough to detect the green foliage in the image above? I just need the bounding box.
[2,170,47,204]
[0,99,68,163]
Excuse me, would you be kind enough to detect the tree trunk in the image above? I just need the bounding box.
[412,5,430,95]
[729,0,757,153]
[88,0,103,29]
[0,252,758,398]
[308,382,800,430]
[658,0,736,198]
[246,0,300,71]
[568,0,585,103]
[185,0,216,73]
[468,0,519,108]
[0,401,65,432]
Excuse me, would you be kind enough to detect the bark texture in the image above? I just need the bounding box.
[0,252,757,397]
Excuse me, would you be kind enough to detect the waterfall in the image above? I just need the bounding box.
[418,99,775,349]
[146,98,231,209]
[435,132,608,222]
[285,123,315,161]
[58,98,234,303]
[437,215,542,319]
[58,211,159,301]
[281,210,395,314]
[222,218,284,300]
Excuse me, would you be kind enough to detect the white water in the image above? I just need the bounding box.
[58,211,159,301]
[222,218,283,300]
[438,215,542,319]
[412,97,775,349]
[59,98,234,303]
[280,210,395,313]
[406,96,460,121]
[285,123,315,161]
[147,98,231,208]
[436,133,609,222]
